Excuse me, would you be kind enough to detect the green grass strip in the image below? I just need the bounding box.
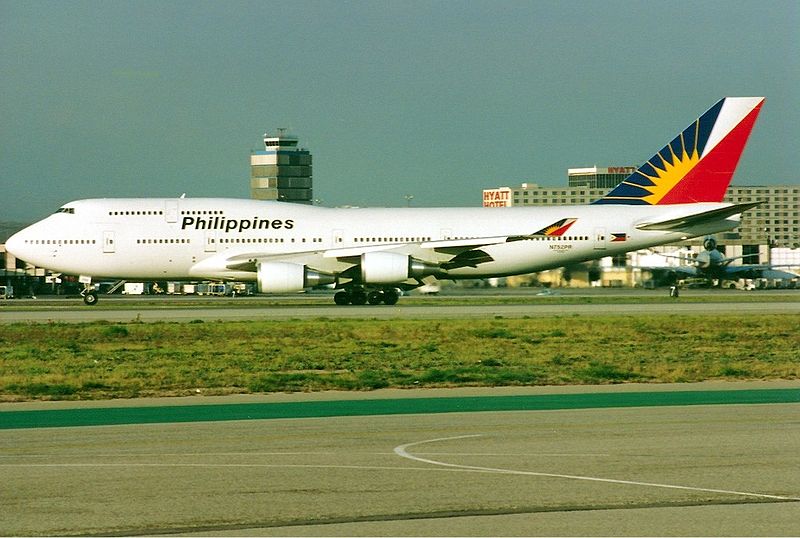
[1,388,797,430]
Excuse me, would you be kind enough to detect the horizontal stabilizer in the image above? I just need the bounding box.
[635,202,761,232]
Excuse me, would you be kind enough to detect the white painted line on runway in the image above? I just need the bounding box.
[393,435,800,502]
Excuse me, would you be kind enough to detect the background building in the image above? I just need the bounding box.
[567,165,638,189]
[484,175,800,249]
[483,168,800,286]
[250,129,313,203]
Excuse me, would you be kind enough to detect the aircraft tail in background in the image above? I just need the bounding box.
[595,97,764,205]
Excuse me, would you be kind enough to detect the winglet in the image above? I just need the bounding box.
[594,97,765,205]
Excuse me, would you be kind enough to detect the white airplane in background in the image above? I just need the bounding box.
[641,236,799,287]
[6,97,764,306]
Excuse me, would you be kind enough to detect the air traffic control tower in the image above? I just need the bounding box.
[250,129,312,203]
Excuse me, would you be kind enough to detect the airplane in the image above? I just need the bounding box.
[6,97,765,306]
[640,236,799,287]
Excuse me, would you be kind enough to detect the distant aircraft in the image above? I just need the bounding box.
[6,97,765,305]
[640,237,799,287]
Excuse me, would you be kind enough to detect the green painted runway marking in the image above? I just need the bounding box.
[1,389,798,430]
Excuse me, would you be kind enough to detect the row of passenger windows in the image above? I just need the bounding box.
[108,210,227,216]
[220,237,284,244]
[23,235,591,248]
[109,210,164,216]
[219,238,324,243]
[354,237,432,243]
[136,239,191,244]
[537,235,589,241]
[23,239,96,245]
[133,237,326,245]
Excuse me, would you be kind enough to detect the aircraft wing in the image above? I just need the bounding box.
[222,235,512,273]
[723,265,800,280]
[637,265,699,278]
[221,217,586,274]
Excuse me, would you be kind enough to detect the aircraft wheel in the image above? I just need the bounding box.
[333,291,350,305]
[83,292,99,306]
[383,289,400,305]
[367,290,384,305]
[350,290,368,306]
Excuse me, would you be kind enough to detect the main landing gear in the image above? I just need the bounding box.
[333,287,400,306]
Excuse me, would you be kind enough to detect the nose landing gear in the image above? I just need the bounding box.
[81,285,99,306]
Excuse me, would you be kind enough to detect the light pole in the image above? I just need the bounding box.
[403,194,414,207]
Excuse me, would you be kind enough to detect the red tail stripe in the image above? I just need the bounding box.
[659,101,763,204]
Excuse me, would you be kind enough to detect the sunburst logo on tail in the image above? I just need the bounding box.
[594,98,764,205]
[533,218,577,236]
[629,127,702,204]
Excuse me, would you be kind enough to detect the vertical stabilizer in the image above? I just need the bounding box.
[595,97,764,205]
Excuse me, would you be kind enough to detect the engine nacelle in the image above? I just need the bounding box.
[257,262,335,293]
[360,251,440,284]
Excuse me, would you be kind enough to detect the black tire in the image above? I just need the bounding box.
[383,289,400,305]
[83,292,99,306]
[350,290,368,306]
[333,291,350,305]
[367,290,384,305]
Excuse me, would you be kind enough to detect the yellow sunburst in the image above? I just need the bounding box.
[635,131,700,204]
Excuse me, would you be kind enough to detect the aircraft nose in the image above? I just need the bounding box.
[5,228,34,263]
[5,231,23,257]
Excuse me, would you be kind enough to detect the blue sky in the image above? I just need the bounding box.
[2,0,798,220]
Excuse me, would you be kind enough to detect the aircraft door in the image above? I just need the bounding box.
[165,200,178,223]
[103,231,116,253]
[204,231,217,252]
[593,227,607,250]
[332,229,343,246]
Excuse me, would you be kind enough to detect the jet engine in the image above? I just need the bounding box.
[359,251,440,284]
[696,237,724,269]
[257,262,335,293]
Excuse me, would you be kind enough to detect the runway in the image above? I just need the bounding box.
[2,383,799,536]
[2,296,799,323]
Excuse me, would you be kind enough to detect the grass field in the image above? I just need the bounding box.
[1,314,798,401]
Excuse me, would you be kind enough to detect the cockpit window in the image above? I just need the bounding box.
[55,207,75,214]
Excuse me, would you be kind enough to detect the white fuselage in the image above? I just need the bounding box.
[6,198,742,284]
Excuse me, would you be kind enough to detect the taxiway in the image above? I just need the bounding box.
[2,383,799,536]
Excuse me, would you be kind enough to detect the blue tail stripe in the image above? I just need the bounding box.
[669,136,683,161]
[636,162,658,179]
[594,198,651,205]
[603,183,653,198]
[625,172,657,187]
[683,121,697,156]
[695,99,724,155]
[658,146,674,167]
